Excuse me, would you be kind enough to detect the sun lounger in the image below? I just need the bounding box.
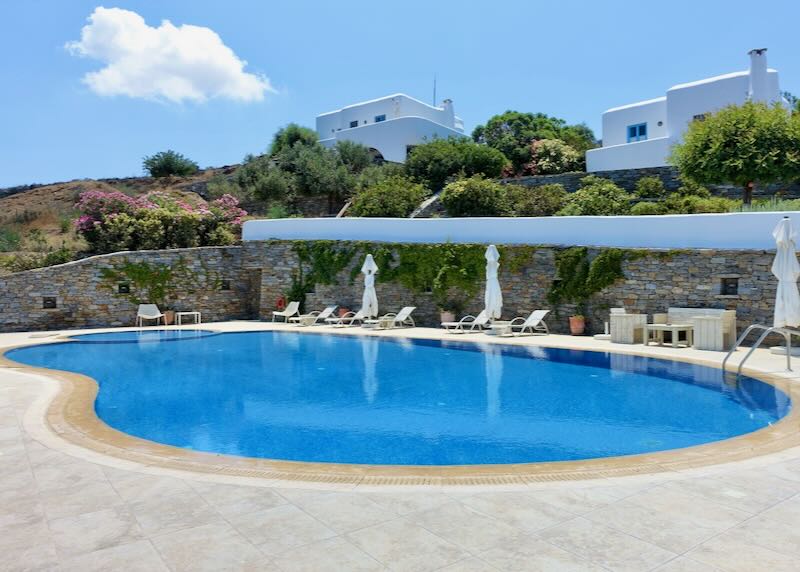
[441,310,491,333]
[490,310,549,337]
[136,304,166,327]
[363,306,416,329]
[289,305,338,326]
[272,301,300,322]
[325,308,366,327]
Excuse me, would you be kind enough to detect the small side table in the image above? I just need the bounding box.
[176,311,201,325]
[487,321,512,336]
[692,316,724,351]
[610,314,647,344]
[644,323,693,348]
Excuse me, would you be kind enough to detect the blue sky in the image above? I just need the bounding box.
[0,0,798,187]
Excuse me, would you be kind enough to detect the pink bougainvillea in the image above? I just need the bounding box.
[210,194,247,226]
[73,190,247,253]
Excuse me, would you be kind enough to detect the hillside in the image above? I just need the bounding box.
[0,167,236,275]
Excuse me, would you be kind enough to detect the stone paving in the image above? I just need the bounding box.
[2,322,800,571]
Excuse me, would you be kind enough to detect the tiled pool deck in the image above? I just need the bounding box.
[2,321,800,571]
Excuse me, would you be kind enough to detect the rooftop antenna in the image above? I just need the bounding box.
[433,73,437,106]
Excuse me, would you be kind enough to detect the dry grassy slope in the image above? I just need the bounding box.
[0,168,233,269]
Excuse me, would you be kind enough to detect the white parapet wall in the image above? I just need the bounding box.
[243,212,800,250]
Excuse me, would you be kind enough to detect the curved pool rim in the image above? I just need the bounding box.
[3,327,799,486]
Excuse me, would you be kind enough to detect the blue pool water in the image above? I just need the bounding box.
[7,331,790,465]
[68,329,218,343]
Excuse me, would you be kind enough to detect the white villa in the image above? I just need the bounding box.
[316,94,465,163]
[586,49,788,172]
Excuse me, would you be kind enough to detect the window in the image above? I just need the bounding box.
[720,277,739,296]
[627,123,647,143]
[374,114,386,123]
[692,113,706,122]
[118,283,130,294]
[220,279,231,291]
[42,296,57,309]
[349,120,358,128]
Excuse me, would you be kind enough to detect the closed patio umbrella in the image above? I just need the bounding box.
[772,217,800,328]
[361,254,379,318]
[484,244,503,319]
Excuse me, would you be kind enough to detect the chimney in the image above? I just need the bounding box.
[441,99,455,127]
[748,48,769,103]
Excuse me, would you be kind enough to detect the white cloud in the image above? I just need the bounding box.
[66,7,274,103]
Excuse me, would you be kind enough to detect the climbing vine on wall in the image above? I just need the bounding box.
[100,257,222,307]
[288,241,356,311]
[547,247,627,314]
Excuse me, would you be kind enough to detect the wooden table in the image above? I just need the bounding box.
[644,323,694,348]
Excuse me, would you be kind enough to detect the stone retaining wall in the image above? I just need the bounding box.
[0,241,782,338]
[0,247,254,332]
[240,241,776,337]
[501,166,800,199]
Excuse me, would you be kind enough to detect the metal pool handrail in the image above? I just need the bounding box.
[722,324,799,375]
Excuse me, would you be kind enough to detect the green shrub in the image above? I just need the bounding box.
[142,150,199,178]
[529,139,582,175]
[505,184,568,216]
[268,123,319,155]
[630,202,668,216]
[355,163,407,191]
[741,197,800,212]
[674,179,711,198]
[440,176,510,217]
[1,247,75,273]
[0,227,21,252]
[205,225,237,246]
[663,195,739,214]
[207,175,251,203]
[267,203,290,219]
[634,176,667,199]
[557,175,632,216]
[349,176,429,217]
[406,138,508,190]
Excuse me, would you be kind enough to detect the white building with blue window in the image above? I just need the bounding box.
[586,49,788,172]
[316,94,465,163]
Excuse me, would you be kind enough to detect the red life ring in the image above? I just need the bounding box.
[276,296,286,310]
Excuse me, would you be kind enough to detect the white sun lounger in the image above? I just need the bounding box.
[325,308,366,327]
[491,310,550,337]
[364,306,416,329]
[136,304,166,327]
[272,301,300,322]
[289,305,338,326]
[441,310,491,333]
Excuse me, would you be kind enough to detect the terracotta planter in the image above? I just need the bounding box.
[338,307,351,318]
[569,315,585,336]
[163,310,175,326]
[440,311,456,323]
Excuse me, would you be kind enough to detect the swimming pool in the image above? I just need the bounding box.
[7,331,790,466]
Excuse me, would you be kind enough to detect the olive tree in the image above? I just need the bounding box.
[670,102,800,204]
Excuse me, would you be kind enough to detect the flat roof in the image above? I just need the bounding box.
[604,96,666,114]
[317,93,443,118]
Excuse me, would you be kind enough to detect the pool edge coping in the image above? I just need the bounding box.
[2,326,799,487]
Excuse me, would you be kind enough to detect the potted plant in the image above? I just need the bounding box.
[437,288,466,323]
[569,303,587,335]
[569,314,585,335]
